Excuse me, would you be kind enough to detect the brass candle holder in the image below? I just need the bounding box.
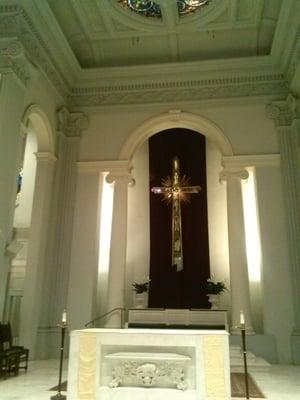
[51,312,67,400]
[240,311,250,399]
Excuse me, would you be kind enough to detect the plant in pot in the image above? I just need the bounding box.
[202,277,227,310]
[132,279,150,309]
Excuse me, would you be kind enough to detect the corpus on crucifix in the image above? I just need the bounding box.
[151,157,201,272]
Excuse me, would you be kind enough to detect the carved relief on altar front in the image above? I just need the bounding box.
[109,360,187,390]
[105,352,191,391]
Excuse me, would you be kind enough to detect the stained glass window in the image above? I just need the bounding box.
[118,0,211,18]
[118,0,162,18]
[177,0,211,16]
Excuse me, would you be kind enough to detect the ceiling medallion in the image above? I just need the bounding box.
[118,0,211,18]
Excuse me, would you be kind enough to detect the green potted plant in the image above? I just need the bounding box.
[202,277,227,310]
[132,279,150,308]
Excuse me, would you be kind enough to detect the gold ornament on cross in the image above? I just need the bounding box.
[151,157,201,272]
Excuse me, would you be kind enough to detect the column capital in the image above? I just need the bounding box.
[106,172,135,186]
[57,106,89,138]
[266,94,300,127]
[219,168,249,183]
[0,39,31,86]
[35,151,57,164]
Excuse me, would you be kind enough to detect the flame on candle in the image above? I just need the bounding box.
[62,310,67,324]
[240,310,245,325]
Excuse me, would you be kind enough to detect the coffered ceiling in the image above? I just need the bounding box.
[1,0,299,106]
[46,0,282,69]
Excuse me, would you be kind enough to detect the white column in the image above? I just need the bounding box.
[19,152,56,358]
[0,40,30,317]
[220,168,254,334]
[105,171,134,328]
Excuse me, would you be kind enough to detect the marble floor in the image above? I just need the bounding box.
[0,360,299,400]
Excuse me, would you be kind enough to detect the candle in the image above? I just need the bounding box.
[62,310,67,324]
[240,310,245,325]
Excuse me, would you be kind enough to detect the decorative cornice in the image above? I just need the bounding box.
[222,154,281,169]
[77,160,132,173]
[0,39,30,86]
[286,18,300,84]
[69,75,288,107]
[78,160,136,188]
[0,5,69,96]
[57,106,89,138]
[266,93,300,127]
[219,168,249,182]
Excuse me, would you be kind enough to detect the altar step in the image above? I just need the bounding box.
[230,345,270,372]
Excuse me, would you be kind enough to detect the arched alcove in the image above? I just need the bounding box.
[119,111,233,160]
[22,104,55,153]
[11,104,57,358]
[125,112,231,310]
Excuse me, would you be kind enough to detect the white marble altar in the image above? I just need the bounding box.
[67,328,231,400]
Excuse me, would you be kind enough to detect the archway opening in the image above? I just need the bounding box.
[126,120,230,311]
[4,105,54,345]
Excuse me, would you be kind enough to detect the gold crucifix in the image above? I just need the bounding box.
[151,157,201,272]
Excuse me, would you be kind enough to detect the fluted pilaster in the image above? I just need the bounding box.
[49,107,89,326]
[267,94,300,336]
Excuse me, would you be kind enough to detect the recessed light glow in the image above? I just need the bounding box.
[242,168,262,282]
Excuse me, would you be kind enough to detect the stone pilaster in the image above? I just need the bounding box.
[267,95,300,361]
[48,107,89,327]
[105,169,134,328]
[0,40,30,318]
[220,168,254,334]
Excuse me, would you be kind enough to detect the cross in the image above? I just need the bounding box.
[151,157,201,272]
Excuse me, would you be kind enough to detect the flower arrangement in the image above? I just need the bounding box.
[132,279,150,294]
[202,277,227,294]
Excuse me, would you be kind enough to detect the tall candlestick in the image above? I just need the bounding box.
[51,317,67,400]
[240,310,249,399]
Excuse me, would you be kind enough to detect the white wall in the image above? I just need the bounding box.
[80,103,279,161]
[126,141,150,307]
[206,140,230,310]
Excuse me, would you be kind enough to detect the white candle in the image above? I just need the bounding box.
[62,310,67,324]
[240,310,245,325]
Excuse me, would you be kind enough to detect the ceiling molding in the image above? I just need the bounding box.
[0,4,70,97]
[0,1,298,105]
[69,72,288,107]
